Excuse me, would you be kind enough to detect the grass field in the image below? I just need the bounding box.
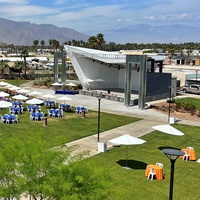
[175,97,200,111]
[86,123,200,199]
[1,81,200,199]
[2,79,30,87]
[0,106,140,148]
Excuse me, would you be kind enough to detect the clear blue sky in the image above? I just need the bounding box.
[0,0,199,35]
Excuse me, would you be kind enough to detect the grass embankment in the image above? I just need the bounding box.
[87,123,200,200]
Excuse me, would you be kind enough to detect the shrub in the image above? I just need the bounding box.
[175,102,182,111]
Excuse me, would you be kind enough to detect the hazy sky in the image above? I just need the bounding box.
[0,0,199,34]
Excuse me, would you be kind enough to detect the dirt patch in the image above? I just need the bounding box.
[151,102,200,122]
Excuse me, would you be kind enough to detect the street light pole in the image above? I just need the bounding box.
[96,94,102,142]
[169,159,175,200]
[167,85,173,123]
[195,70,199,84]
[162,148,184,200]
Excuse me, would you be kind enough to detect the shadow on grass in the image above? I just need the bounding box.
[117,159,147,170]
[158,146,181,151]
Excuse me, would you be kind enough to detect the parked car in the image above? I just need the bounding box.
[182,84,200,94]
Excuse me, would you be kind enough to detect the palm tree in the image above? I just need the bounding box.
[49,39,53,47]
[96,33,106,50]
[88,36,97,49]
[13,61,24,79]
[40,40,45,54]
[167,44,175,64]
[52,39,60,51]
[33,40,39,54]
[20,47,29,78]
[0,60,9,78]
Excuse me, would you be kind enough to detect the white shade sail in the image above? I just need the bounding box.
[0,100,12,108]
[0,91,10,97]
[17,88,30,93]
[66,82,77,86]
[26,98,44,105]
[12,94,29,100]
[29,91,42,96]
[42,94,56,99]
[0,81,9,86]
[152,125,184,136]
[109,134,146,169]
[51,82,63,86]
[109,134,146,145]
[57,96,73,101]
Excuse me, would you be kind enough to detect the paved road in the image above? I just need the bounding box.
[21,82,200,157]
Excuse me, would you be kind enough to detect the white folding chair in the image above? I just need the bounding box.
[147,167,156,180]
[30,113,34,120]
[1,116,5,123]
[15,115,19,123]
[156,163,164,168]
[6,117,10,124]
[183,151,190,161]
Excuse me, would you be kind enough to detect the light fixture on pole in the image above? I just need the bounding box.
[96,94,102,142]
[162,148,184,200]
[166,85,174,123]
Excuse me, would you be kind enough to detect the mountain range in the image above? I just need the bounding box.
[0,17,200,45]
[103,24,200,44]
[0,17,89,46]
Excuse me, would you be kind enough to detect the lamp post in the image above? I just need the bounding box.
[166,85,174,123]
[96,94,102,142]
[195,70,199,84]
[162,148,184,200]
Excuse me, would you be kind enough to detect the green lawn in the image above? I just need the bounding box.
[0,106,140,148]
[175,97,200,111]
[1,81,200,199]
[86,123,200,199]
[2,79,30,86]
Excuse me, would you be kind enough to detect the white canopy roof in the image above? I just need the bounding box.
[65,45,126,64]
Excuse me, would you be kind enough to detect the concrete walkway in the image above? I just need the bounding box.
[21,82,200,157]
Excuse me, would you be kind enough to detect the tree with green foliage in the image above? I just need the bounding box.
[88,36,97,49]
[13,61,24,78]
[33,40,39,54]
[96,33,106,50]
[87,33,106,50]
[167,43,175,64]
[20,47,29,78]
[40,40,45,54]
[0,133,112,200]
[0,60,9,78]
[52,39,60,52]
[49,39,53,47]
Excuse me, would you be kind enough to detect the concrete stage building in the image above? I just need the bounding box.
[64,45,173,107]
